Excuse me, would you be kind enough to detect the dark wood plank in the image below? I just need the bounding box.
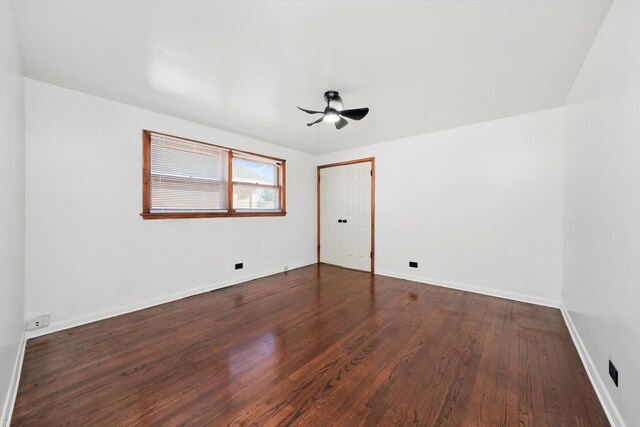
[12,265,609,426]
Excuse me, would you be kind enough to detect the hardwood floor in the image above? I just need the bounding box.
[12,265,608,426]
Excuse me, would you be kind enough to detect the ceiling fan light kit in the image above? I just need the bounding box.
[297,91,369,130]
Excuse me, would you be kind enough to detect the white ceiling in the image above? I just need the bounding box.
[10,0,611,154]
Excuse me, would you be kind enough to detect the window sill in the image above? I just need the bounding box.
[140,211,287,220]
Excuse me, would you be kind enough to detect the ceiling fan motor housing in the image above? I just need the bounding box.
[324,90,343,110]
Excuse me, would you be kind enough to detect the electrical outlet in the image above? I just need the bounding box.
[235,262,243,270]
[409,261,418,268]
[609,360,619,387]
[27,314,50,331]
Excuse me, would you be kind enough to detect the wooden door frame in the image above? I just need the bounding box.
[317,157,375,273]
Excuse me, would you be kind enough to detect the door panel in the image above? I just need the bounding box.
[319,161,372,272]
[342,162,372,271]
[320,166,344,266]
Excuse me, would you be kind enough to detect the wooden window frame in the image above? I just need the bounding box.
[141,130,286,219]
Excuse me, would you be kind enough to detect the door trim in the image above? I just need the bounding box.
[317,157,375,273]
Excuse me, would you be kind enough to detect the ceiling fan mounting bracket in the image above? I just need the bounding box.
[324,90,340,102]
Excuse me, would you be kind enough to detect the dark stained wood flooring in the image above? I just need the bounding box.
[12,264,608,426]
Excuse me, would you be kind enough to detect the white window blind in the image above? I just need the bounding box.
[150,133,228,213]
[232,153,281,211]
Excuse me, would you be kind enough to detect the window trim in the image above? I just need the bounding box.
[141,130,286,219]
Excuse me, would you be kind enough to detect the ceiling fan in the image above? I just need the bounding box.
[297,91,369,130]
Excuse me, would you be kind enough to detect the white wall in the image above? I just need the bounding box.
[563,1,640,425]
[317,108,565,306]
[0,0,25,424]
[24,79,317,333]
[23,79,567,333]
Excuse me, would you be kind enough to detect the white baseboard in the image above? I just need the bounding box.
[26,260,317,339]
[560,305,625,427]
[375,270,561,308]
[1,334,26,427]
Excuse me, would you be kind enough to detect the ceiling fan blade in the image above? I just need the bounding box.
[335,117,349,130]
[297,106,323,114]
[307,116,325,127]
[339,108,369,121]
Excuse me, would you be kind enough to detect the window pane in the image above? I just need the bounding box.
[151,146,225,180]
[151,176,227,212]
[233,184,278,210]
[233,158,277,186]
[150,134,228,212]
[232,156,280,211]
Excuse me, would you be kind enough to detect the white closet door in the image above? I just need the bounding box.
[341,162,372,271]
[319,162,372,272]
[319,166,345,266]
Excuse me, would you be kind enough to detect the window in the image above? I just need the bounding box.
[233,154,281,211]
[142,130,285,219]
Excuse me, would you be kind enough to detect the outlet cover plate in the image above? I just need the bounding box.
[27,314,50,331]
[609,360,619,387]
